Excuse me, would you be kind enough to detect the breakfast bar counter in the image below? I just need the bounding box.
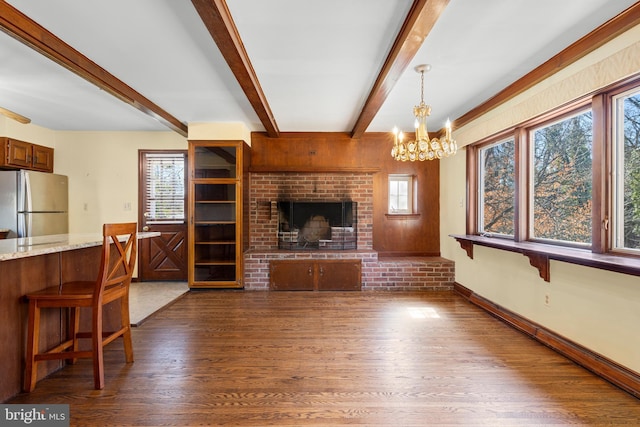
[0,232,158,402]
[0,232,158,261]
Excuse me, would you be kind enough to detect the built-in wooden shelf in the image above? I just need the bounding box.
[451,234,640,282]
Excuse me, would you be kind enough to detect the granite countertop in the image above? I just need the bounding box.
[0,232,160,261]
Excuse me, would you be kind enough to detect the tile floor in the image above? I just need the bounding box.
[128,281,189,326]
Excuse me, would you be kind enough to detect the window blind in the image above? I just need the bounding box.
[143,152,186,222]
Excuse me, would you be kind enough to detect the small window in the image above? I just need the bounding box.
[142,152,186,224]
[388,174,414,214]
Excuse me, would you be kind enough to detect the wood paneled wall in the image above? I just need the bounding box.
[250,132,440,257]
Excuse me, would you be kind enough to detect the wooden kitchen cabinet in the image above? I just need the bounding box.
[0,137,54,172]
[270,259,361,291]
[188,140,249,289]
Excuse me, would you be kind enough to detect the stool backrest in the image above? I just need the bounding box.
[95,223,137,301]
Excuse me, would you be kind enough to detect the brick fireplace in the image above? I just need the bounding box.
[244,171,454,290]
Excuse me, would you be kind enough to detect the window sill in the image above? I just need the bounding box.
[450,234,640,282]
[385,213,421,220]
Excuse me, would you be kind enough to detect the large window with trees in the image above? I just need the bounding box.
[466,75,640,272]
[531,110,592,245]
[478,137,515,236]
[613,88,640,253]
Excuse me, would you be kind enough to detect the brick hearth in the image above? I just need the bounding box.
[244,172,454,291]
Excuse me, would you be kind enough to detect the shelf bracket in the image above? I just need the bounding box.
[522,250,550,282]
[455,238,474,259]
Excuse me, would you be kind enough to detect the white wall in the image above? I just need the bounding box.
[441,25,640,373]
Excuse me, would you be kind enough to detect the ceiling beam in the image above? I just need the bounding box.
[0,2,188,136]
[350,0,450,139]
[454,1,640,132]
[0,106,31,124]
[192,0,280,138]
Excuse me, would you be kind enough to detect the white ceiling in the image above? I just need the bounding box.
[1,0,637,135]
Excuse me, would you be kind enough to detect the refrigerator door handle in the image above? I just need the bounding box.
[24,171,32,212]
[18,213,30,237]
[17,170,32,213]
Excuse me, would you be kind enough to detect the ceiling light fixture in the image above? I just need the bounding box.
[391,64,456,161]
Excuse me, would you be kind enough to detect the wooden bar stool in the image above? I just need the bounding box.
[24,222,138,391]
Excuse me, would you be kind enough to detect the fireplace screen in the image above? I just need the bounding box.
[277,201,357,250]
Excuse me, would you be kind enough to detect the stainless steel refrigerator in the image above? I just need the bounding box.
[0,170,69,238]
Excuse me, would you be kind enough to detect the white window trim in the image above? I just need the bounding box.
[388,174,414,215]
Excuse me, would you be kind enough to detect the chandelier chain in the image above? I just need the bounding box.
[420,69,425,105]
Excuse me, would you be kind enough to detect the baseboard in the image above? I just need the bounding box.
[453,282,640,399]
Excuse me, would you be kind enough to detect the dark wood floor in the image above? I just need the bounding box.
[9,291,640,426]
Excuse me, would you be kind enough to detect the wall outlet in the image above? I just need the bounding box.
[544,294,550,306]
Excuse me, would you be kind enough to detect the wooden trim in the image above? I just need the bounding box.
[376,251,441,258]
[249,165,380,173]
[454,282,640,399]
[454,2,640,132]
[0,106,30,124]
[591,93,608,254]
[191,0,279,138]
[0,2,188,137]
[384,213,421,220]
[514,127,528,242]
[350,0,450,138]
[465,144,477,235]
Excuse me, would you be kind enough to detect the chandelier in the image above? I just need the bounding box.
[391,64,457,161]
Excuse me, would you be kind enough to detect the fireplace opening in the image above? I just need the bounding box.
[277,201,357,250]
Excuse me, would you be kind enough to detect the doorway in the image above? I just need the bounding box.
[138,150,188,281]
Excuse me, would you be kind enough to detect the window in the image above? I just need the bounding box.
[531,110,592,245]
[388,174,414,214]
[478,137,515,236]
[465,73,640,276]
[613,88,640,253]
[460,75,640,277]
[141,152,186,223]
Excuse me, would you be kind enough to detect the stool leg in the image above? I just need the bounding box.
[92,307,105,390]
[120,295,134,363]
[69,307,80,364]
[24,301,40,392]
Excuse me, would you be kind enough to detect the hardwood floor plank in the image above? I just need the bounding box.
[8,291,640,426]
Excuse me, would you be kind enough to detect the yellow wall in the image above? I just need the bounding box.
[441,25,640,373]
[0,117,57,146]
[53,131,187,233]
[188,122,251,145]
